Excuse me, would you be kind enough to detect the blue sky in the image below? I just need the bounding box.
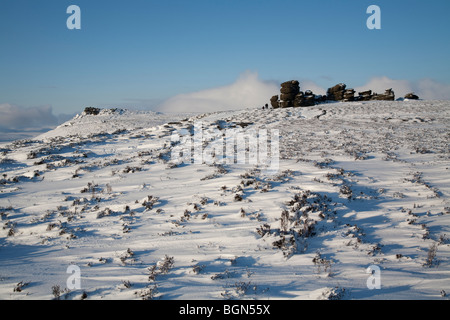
[1,0,450,120]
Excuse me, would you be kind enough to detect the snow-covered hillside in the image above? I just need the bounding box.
[1,100,449,300]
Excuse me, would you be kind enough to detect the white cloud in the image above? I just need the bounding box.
[355,76,412,97]
[355,76,450,100]
[297,80,326,96]
[413,78,450,100]
[157,71,279,113]
[0,104,75,142]
[0,103,59,131]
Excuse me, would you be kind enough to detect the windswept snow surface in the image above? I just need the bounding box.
[0,101,449,300]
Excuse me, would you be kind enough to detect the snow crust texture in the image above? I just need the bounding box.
[0,100,449,300]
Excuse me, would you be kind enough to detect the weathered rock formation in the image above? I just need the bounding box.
[328,84,395,101]
[358,90,373,101]
[327,83,346,101]
[280,80,300,108]
[343,89,356,101]
[269,80,397,109]
[302,90,316,107]
[371,88,395,101]
[271,80,317,108]
[404,92,419,100]
[270,95,280,109]
[83,107,101,115]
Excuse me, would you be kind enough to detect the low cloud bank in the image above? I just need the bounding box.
[158,73,450,114]
[157,71,279,113]
[355,77,450,100]
[0,104,59,131]
[0,104,73,142]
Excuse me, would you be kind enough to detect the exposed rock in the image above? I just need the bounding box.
[404,92,419,100]
[327,83,346,101]
[280,100,293,108]
[371,88,395,101]
[315,95,327,103]
[83,107,101,115]
[293,92,304,108]
[279,80,301,108]
[357,89,395,101]
[280,85,300,95]
[270,95,280,109]
[358,90,373,101]
[280,93,298,101]
[281,80,300,91]
[303,91,316,107]
[343,89,355,101]
[269,80,398,109]
[291,91,316,107]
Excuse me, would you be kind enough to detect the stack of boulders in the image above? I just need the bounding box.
[270,80,317,108]
[404,92,419,100]
[358,90,373,101]
[270,95,280,109]
[83,107,101,115]
[327,84,395,102]
[279,80,300,108]
[343,89,356,101]
[327,84,358,102]
[326,83,346,101]
[371,88,395,101]
[301,90,316,106]
[293,90,315,107]
[269,80,398,109]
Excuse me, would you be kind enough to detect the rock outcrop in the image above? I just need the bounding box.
[327,83,346,101]
[404,92,419,100]
[328,84,395,101]
[280,80,300,108]
[271,80,318,108]
[343,89,356,101]
[270,95,280,109]
[358,90,373,101]
[83,107,101,115]
[371,88,395,101]
[268,80,397,109]
[302,90,316,107]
